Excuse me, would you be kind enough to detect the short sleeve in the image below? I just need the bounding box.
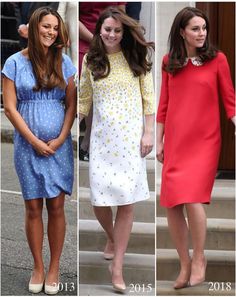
[217,52,235,119]
[1,56,16,81]
[156,55,169,123]
[63,54,77,80]
[79,55,93,116]
[139,70,155,115]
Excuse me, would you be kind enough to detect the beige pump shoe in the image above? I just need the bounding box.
[29,275,44,294]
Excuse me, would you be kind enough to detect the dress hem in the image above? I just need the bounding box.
[160,200,210,208]
[91,195,150,207]
[22,190,71,200]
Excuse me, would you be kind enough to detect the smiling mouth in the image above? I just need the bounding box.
[44,36,55,41]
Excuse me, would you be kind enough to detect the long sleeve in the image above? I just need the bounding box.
[217,52,235,119]
[139,70,155,115]
[156,56,169,123]
[79,55,93,116]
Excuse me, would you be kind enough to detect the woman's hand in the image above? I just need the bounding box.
[18,24,28,38]
[47,138,64,151]
[156,141,164,163]
[32,139,55,157]
[141,131,153,158]
[156,122,164,163]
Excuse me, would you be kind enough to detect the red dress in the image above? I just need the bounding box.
[156,52,235,208]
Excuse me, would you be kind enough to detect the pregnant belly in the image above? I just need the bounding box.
[19,101,65,142]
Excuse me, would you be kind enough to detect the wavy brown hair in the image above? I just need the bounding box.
[86,6,155,81]
[28,7,69,91]
[165,7,217,74]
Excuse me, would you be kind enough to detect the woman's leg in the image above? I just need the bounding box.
[185,203,207,286]
[110,204,134,286]
[45,192,66,285]
[93,206,114,255]
[24,198,44,283]
[166,204,191,288]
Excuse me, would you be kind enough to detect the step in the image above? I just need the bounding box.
[79,219,155,254]
[156,218,235,250]
[79,284,155,296]
[79,159,155,191]
[79,251,155,285]
[79,187,155,223]
[156,280,235,296]
[156,180,235,219]
[156,249,235,282]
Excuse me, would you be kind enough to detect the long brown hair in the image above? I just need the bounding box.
[28,7,69,91]
[86,6,155,81]
[165,7,217,74]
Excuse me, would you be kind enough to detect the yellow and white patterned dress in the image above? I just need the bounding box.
[79,51,154,206]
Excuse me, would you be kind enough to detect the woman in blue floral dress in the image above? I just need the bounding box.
[2,7,76,295]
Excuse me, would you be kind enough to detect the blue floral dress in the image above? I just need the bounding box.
[2,52,76,200]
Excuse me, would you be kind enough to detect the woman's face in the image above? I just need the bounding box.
[38,14,59,52]
[100,17,123,53]
[181,16,207,52]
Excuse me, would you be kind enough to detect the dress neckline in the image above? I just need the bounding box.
[19,51,30,61]
[107,50,122,57]
[184,56,203,66]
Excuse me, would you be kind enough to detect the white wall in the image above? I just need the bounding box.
[156,2,195,101]
[140,2,155,43]
[139,1,156,81]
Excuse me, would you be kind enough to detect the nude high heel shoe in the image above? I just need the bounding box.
[104,252,114,260]
[44,274,59,295]
[29,281,44,294]
[189,258,207,287]
[108,264,126,293]
[28,273,45,294]
[44,282,59,295]
[173,262,191,289]
[103,240,114,260]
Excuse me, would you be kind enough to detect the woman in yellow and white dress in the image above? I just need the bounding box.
[79,7,154,292]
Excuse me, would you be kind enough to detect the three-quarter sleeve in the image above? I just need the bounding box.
[156,56,169,123]
[139,70,155,115]
[217,52,235,119]
[79,55,93,116]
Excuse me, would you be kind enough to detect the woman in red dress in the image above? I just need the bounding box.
[156,7,235,289]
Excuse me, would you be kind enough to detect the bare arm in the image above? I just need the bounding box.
[141,114,155,158]
[79,21,93,43]
[156,122,164,163]
[2,77,55,156]
[48,76,77,150]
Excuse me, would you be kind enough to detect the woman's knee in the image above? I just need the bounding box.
[46,196,65,218]
[25,199,43,220]
[118,204,134,216]
[185,203,205,213]
[167,204,184,215]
